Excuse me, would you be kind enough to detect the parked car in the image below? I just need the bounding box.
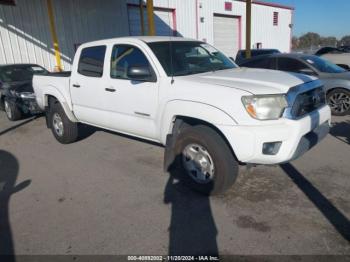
[315,47,350,70]
[0,64,48,121]
[321,53,350,71]
[235,49,281,65]
[339,46,350,52]
[33,37,330,195]
[239,53,350,116]
[315,47,344,56]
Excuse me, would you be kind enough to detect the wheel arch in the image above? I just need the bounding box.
[171,115,239,162]
[160,100,237,143]
[44,93,78,122]
[326,86,350,95]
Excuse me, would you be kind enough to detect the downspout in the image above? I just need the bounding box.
[195,0,199,39]
[290,9,294,52]
[146,0,155,36]
[139,0,145,35]
[46,0,62,71]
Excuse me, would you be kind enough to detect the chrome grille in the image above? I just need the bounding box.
[291,87,326,118]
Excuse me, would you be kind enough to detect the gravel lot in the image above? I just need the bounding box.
[0,111,349,256]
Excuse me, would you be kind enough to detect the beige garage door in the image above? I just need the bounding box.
[213,15,240,58]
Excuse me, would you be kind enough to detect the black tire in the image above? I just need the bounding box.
[48,100,79,144]
[0,96,4,111]
[327,89,350,116]
[4,97,22,121]
[173,125,239,195]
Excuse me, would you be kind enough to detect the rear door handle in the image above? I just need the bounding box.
[105,88,116,92]
[73,84,80,88]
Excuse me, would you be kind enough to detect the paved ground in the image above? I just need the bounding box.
[0,111,349,256]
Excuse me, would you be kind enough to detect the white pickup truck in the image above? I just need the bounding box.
[33,36,331,195]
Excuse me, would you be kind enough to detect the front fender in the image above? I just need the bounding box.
[160,100,237,144]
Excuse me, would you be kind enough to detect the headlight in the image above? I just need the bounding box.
[19,92,36,99]
[241,94,288,120]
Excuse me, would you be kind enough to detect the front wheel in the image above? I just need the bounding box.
[174,125,239,195]
[4,98,22,121]
[327,89,350,116]
[48,101,79,144]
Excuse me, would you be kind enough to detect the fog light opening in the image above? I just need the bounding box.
[262,142,282,155]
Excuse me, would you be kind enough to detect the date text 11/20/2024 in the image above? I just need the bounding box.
[127,255,220,261]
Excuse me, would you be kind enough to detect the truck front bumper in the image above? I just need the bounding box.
[220,105,331,165]
[18,97,42,114]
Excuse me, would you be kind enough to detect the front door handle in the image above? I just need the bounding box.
[73,84,80,88]
[105,88,116,92]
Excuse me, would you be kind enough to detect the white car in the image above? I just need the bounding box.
[33,36,331,195]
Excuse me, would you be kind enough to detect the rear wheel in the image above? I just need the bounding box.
[48,100,79,144]
[327,89,350,116]
[4,98,22,121]
[173,125,239,195]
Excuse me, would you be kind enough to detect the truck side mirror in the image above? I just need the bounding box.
[127,66,155,82]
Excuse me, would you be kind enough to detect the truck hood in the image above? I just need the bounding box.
[179,68,317,95]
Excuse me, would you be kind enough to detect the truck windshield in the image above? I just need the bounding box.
[302,55,346,74]
[0,65,48,83]
[148,41,237,76]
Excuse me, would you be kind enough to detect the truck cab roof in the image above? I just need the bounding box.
[79,36,199,48]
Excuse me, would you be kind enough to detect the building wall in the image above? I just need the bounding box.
[0,0,292,71]
[0,0,129,71]
[197,0,292,52]
[0,0,56,70]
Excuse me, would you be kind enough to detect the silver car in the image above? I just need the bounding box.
[239,53,350,116]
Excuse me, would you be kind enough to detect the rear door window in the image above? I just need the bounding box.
[277,57,309,73]
[242,57,276,69]
[78,46,106,77]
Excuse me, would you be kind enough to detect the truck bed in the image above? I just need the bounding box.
[45,71,71,77]
[33,73,71,110]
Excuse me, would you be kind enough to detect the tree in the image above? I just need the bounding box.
[298,32,321,49]
[292,36,299,49]
[340,35,350,46]
[320,37,337,47]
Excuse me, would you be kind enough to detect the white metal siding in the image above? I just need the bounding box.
[127,0,197,39]
[52,0,129,70]
[0,0,129,71]
[198,0,292,54]
[128,5,174,36]
[0,0,292,70]
[213,15,239,57]
[0,0,56,70]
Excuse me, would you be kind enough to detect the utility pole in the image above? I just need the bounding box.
[139,0,145,35]
[146,0,156,36]
[245,0,252,59]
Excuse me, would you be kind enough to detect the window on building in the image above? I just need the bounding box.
[78,46,106,77]
[110,45,151,79]
[273,12,279,26]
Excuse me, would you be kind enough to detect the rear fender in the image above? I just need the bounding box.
[42,87,78,122]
